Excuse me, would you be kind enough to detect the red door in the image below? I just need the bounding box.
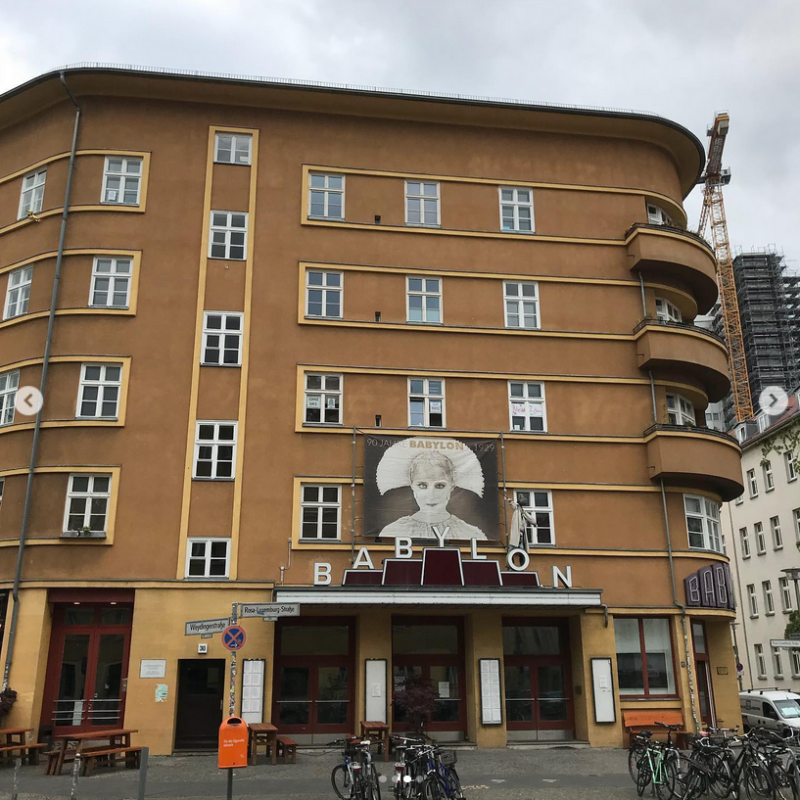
[41,604,132,735]
[692,621,716,728]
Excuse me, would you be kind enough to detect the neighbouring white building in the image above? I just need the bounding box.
[724,387,800,691]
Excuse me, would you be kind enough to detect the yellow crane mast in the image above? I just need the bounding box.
[697,113,753,421]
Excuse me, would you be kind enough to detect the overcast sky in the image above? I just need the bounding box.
[1,0,798,269]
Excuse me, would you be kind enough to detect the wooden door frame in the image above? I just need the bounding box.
[692,621,717,728]
[174,658,226,749]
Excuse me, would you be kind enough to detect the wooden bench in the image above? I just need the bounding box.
[0,742,46,765]
[276,736,297,764]
[623,711,687,747]
[79,746,142,777]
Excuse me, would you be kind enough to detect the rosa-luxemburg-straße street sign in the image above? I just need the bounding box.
[238,602,300,618]
[770,639,800,649]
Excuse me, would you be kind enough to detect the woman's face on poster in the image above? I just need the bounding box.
[410,463,454,515]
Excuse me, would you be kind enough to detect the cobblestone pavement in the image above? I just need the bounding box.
[0,746,642,799]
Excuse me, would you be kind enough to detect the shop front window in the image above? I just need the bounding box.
[614,617,676,697]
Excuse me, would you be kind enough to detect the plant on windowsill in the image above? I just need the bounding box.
[393,672,439,736]
[64,526,104,539]
[785,610,800,640]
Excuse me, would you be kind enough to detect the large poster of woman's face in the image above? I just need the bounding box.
[364,435,500,542]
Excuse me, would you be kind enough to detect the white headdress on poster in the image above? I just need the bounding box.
[376,437,484,497]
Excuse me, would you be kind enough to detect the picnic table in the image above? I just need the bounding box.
[47,728,138,776]
[0,728,44,765]
[360,721,390,762]
[248,723,278,765]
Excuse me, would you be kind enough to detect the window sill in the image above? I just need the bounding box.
[214,160,251,167]
[688,546,725,556]
[743,555,751,560]
[61,531,107,540]
[510,429,548,435]
[101,201,141,208]
[405,223,441,229]
[208,256,246,262]
[500,229,536,235]
[305,315,344,321]
[302,422,344,428]
[619,695,681,701]
[775,546,784,551]
[408,426,447,431]
[757,551,767,556]
[299,538,342,544]
[307,215,345,222]
[200,362,242,368]
[766,612,776,617]
[88,305,131,311]
[506,325,542,332]
[405,320,444,326]
[788,477,798,483]
[184,576,230,581]
[750,615,760,620]
[75,416,119,422]
[192,477,236,482]
[766,488,775,493]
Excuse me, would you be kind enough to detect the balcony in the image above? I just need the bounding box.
[634,319,730,401]
[626,224,718,313]
[645,424,744,501]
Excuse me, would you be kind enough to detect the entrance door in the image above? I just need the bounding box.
[692,622,716,727]
[41,604,132,734]
[503,619,573,739]
[175,660,225,749]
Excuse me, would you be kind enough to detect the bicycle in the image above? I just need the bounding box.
[330,737,382,800]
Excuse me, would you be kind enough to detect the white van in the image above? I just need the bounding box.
[740,690,800,737]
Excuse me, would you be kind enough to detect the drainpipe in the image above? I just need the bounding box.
[2,74,81,691]
[639,272,648,318]
[350,428,357,564]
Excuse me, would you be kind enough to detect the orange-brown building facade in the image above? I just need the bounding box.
[0,66,743,753]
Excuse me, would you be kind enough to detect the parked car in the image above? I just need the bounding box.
[740,690,800,737]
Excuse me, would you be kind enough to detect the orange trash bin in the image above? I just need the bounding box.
[218,716,249,769]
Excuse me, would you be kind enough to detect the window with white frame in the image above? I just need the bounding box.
[504,282,539,329]
[405,181,440,226]
[513,490,554,546]
[734,492,744,505]
[655,297,683,323]
[780,578,794,613]
[4,266,33,320]
[300,484,341,540]
[792,650,800,678]
[18,169,46,219]
[308,173,344,219]
[63,474,111,535]
[0,371,19,427]
[786,452,797,482]
[0,478,4,508]
[684,495,721,552]
[77,364,122,419]
[90,257,132,308]
[509,381,546,432]
[774,646,784,678]
[795,508,800,544]
[721,533,727,556]
[740,527,751,559]
[763,581,775,615]
[209,211,248,260]
[666,393,696,427]
[747,469,758,498]
[102,156,142,205]
[194,422,237,480]
[304,373,342,424]
[186,538,230,578]
[305,270,342,318]
[747,585,758,617]
[408,378,444,428]
[755,521,766,554]
[214,133,252,165]
[202,312,243,366]
[647,204,673,226]
[764,460,775,491]
[757,414,769,433]
[771,516,783,549]
[406,277,441,323]
[755,644,766,678]
[499,187,534,232]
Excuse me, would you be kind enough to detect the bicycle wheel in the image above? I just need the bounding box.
[744,762,777,800]
[770,761,798,800]
[629,744,643,783]
[656,758,677,800]
[332,764,355,800]
[367,763,382,800]
[444,767,463,799]
[637,757,653,797]
[423,775,448,800]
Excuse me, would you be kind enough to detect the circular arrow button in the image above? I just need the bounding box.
[14,386,43,416]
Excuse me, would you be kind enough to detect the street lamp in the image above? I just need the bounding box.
[781,568,800,614]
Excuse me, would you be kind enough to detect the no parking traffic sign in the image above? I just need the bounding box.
[221,624,247,651]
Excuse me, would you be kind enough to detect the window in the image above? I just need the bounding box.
[792,650,800,678]
[405,181,440,226]
[308,173,344,219]
[614,618,676,697]
[214,133,252,165]
[666,394,696,427]
[4,266,33,320]
[504,282,540,329]
[513,490,554,546]
[0,478,3,508]
[655,297,683,323]
[63,474,111,535]
[755,522,766,554]
[90,257,132,308]
[499,187,534,232]
[209,211,248,260]
[763,581,775,615]
[647,204,673,226]
[408,378,444,428]
[102,156,142,205]
[771,516,783,550]
[739,527,751,559]
[18,168,46,218]
[193,422,237,480]
[795,509,800,544]
[186,538,230,578]
[747,469,758,498]
[300,484,341,540]
[684,495,721,552]
[77,364,122,419]
[304,373,342,424]
[747,585,758,617]
[0,371,19,427]
[755,644,766,679]
[787,453,797,483]
[764,460,775,491]
[406,277,441,323]
[757,414,769,433]
[780,578,793,613]
[202,312,243,366]
[774,647,784,678]
[509,381,546,432]
[734,492,744,505]
[305,270,342,318]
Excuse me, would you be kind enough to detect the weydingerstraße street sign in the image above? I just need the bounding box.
[239,603,300,618]
[770,639,800,649]
[185,617,230,636]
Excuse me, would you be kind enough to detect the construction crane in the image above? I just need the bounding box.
[697,113,754,421]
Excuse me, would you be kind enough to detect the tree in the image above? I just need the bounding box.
[393,672,439,735]
[785,610,800,640]
[761,418,800,481]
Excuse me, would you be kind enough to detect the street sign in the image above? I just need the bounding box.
[770,639,800,649]
[222,625,247,651]
[239,603,300,618]
[185,617,230,636]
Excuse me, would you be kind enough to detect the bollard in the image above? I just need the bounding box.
[137,746,149,800]
[11,756,20,800]
[227,767,233,800]
[69,753,81,799]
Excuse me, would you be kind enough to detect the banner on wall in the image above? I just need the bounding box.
[363,435,499,541]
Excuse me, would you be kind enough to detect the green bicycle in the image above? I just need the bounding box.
[636,738,678,799]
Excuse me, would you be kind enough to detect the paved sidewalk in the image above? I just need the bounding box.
[0,746,641,799]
